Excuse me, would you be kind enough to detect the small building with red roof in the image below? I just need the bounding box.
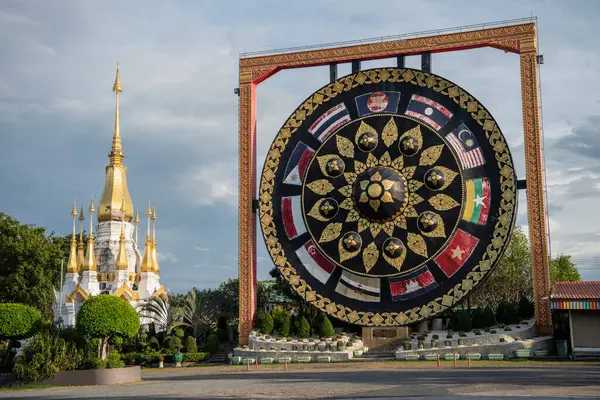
[551,281,600,357]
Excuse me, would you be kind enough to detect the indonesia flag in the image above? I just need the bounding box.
[283,142,315,186]
[308,103,351,142]
[281,196,306,240]
[296,240,335,284]
[434,229,479,278]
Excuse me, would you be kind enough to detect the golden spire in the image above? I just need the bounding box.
[83,198,97,271]
[98,61,134,223]
[151,206,160,274]
[134,209,140,245]
[115,196,129,271]
[141,201,153,273]
[66,201,78,273]
[77,206,85,273]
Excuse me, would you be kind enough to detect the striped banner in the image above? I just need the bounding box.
[551,300,600,310]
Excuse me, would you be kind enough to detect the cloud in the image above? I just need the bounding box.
[175,161,238,207]
[157,251,179,265]
[194,246,210,252]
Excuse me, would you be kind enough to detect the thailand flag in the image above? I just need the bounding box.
[296,240,335,284]
[434,229,479,278]
[281,196,305,240]
[390,267,438,301]
[405,94,453,131]
[308,103,351,142]
[282,141,315,186]
[445,123,485,169]
[335,271,380,302]
[355,91,401,117]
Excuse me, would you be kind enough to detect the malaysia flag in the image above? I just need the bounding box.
[445,123,485,169]
[335,270,380,302]
[308,103,351,142]
[281,196,306,240]
[282,141,315,186]
[296,240,335,284]
[390,267,438,301]
[434,229,479,278]
[355,91,401,117]
[405,94,453,131]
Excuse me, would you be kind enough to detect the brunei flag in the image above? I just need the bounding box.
[405,94,453,131]
[355,91,401,117]
[434,229,479,278]
[282,141,314,186]
[462,178,491,225]
[335,271,380,302]
[296,240,335,284]
[309,103,351,142]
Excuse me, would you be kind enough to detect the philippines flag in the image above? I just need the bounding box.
[335,271,380,302]
[355,91,401,117]
[390,267,438,301]
[282,142,315,185]
[434,229,479,278]
[445,123,485,169]
[308,103,351,142]
[281,196,305,240]
[296,240,335,284]
[405,94,453,131]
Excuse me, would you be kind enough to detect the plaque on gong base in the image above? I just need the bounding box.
[362,326,412,351]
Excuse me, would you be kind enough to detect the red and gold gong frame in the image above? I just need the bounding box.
[237,21,551,345]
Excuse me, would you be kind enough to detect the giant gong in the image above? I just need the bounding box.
[259,67,517,326]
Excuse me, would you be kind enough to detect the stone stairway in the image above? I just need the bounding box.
[209,343,235,364]
[353,351,396,362]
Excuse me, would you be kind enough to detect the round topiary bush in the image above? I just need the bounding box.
[76,295,139,360]
[185,336,198,353]
[0,303,42,340]
[205,334,219,354]
[432,334,439,340]
[482,306,496,328]
[518,296,534,319]
[403,341,412,350]
[446,334,453,339]
[318,315,335,338]
[272,307,291,337]
[444,340,451,347]
[336,340,345,351]
[505,304,520,325]
[258,311,274,335]
[430,339,437,348]
[298,316,310,339]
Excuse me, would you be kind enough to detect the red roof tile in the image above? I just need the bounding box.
[551,281,600,300]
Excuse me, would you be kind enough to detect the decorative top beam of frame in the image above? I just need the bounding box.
[239,22,536,85]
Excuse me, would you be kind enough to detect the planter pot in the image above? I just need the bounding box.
[404,354,420,361]
[317,356,331,363]
[424,354,439,361]
[175,362,182,368]
[488,353,504,361]
[468,353,481,361]
[515,349,531,358]
[363,347,369,354]
[534,350,548,357]
[277,357,292,364]
[243,358,256,365]
[128,359,135,366]
[41,366,141,387]
[259,358,274,364]
[158,361,164,368]
[173,352,184,363]
[353,349,364,357]
[444,353,459,361]
[297,356,311,363]
[231,356,243,365]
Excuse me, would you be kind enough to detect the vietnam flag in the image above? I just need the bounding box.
[434,229,479,278]
[462,178,491,225]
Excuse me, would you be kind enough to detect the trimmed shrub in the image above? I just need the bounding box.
[12,332,77,383]
[107,351,124,368]
[450,312,461,331]
[205,334,219,354]
[163,336,183,354]
[272,307,291,337]
[403,341,412,350]
[499,338,506,343]
[185,336,197,353]
[318,315,335,338]
[336,340,345,351]
[482,306,496,328]
[474,330,482,336]
[298,316,310,339]
[183,352,210,362]
[417,341,425,349]
[444,340,451,347]
[432,334,439,340]
[255,309,266,332]
[446,334,453,339]
[149,336,160,350]
[518,296,535,319]
[459,332,467,337]
[504,327,513,332]
[417,335,426,341]
[0,303,42,339]
[458,311,472,332]
[505,304,520,325]
[262,312,274,335]
[496,302,507,325]
[458,338,465,346]
[174,328,185,338]
[490,330,497,334]
[430,339,437,348]
[471,307,484,329]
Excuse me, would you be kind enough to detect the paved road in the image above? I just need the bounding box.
[2,363,600,399]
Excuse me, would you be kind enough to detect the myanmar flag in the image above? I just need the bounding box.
[462,178,491,225]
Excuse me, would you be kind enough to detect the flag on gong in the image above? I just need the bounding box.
[445,123,485,170]
[355,91,401,116]
[308,103,351,142]
[295,240,334,284]
[434,229,479,278]
[462,178,491,225]
[282,141,314,186]
[335,271,380,302]
[405,94,453,130]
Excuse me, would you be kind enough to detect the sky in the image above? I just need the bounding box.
[1,0,600,294]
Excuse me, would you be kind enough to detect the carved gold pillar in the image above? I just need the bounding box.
[238,70,257,345]
[520,35,553,335]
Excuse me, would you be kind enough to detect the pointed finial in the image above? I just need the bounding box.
[89,197,95,213]
[152,206,157,221]
[88,197,95,237]
[71,200,78,217]
[145,201,152,216]
[113,59,123,93]
[79,206,85,222]
[134,209,140,224]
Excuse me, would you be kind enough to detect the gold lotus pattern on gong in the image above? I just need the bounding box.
[303,116,463,276]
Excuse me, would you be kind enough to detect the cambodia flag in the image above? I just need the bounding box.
[308,103,351,142]
[282,141,314,186]
[281,196,305,240]
[405,94,453,131]
[390,268,438,301]
[355,91,401,117]
[296,240,335,284]
[434,229,479,278]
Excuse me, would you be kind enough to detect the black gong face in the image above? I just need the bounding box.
[259,68,517,327]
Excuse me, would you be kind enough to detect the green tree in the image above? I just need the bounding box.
[184,336,198,353]
[205,333,220,354]
[505,304,520,325]
[551,254,581,285]
[298,316,310,338]
[271,307,291,337]
[518,296,534,319]
[136,296,177,335]
[0,303,42,340]
[173,288,214,341]
[317,315,335,338]
[0,213,66,318]
[482,306,496,328]
[469,227,532,310]
[76,295,140,360]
